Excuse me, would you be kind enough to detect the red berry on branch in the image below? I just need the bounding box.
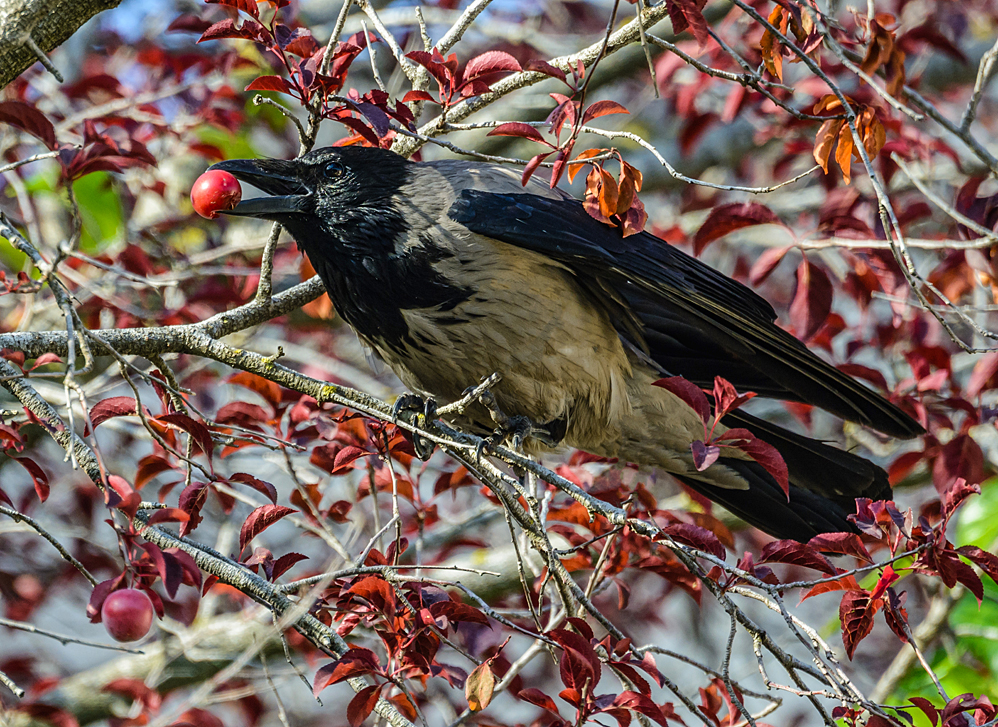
[191,169,242,219]
[101,588,155,642]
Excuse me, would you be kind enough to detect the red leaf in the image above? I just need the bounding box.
[239,504,296,554]
[550,628,600,691]
[518,687,560,714]
[839,589,879,659]
[0,101,57,150]
[909,697,939,726]
[957,545,998,585]
[147,508,190,525]
[313,648,381,693]
[228,473,278,503]
[347,685,382,727]
[10,455,49,502]
[789,257,833,341]
[272,552,308,579]
[612,691,674,727]
[748,246,792,286]
[693,203,786,256]
[333,444,373,475]
[402,90,435,103]
[245,76,294,94]
[157,413,215,464]
[228,371,282,410]
[717,430,790,497]
[581,100,630,124]
[526,59,568,83]
[661,522,726,559]
[178,482,208,536]
[206,0,260,18]
[799,574,860,602]
[487,122,553,147]
[652,376,710,426]
[429,601,492,628]
[807,532,872,562]
[198,18,266,43]
[463,50,521,80]
[29,353,62,371]
[674,0,711,45]
[522,151,552,186]
[141,542,183,598]
[761,540,837,575]
[87,396,146,434]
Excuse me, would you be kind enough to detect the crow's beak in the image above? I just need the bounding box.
[208,158,311,218]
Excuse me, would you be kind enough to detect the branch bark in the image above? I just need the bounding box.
[0,0,123,89]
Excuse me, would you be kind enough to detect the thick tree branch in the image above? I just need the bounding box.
[0,0,123,89]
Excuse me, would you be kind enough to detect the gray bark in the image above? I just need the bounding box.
[0,0,122,89]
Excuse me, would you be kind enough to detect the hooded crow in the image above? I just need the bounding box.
[209,146,923,542]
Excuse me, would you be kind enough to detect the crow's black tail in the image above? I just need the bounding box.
[674,411,891,542]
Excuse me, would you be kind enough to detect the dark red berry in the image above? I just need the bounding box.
[191,169,242,219]
[101,588,154,642]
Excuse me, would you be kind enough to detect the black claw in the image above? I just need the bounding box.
[391,393,436,461]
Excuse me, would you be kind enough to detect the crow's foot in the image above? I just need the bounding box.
[391,393,437,460]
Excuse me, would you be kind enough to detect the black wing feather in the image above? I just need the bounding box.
[449,190,922,439]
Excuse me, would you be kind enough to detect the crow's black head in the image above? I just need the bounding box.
[208,146,410,252]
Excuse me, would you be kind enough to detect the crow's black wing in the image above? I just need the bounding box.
[449,190,922,439]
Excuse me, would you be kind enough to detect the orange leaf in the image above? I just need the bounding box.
[835,122,854,184]
[813,118,843,172]
[567,148,606,183]
[597,166,619,217]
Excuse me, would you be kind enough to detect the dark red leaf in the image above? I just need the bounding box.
[178,482,208,536]
[652,376,710,425]
[957,545,998,585]
[239,504,297,554]
[550,628,600,691]
[661,522,726,559]
[526,59,568,83]
[761,540,837,575]
[839,589,878,659]
[141,542,183,598]
[0,101,57,150]
[10,455,49,502]
[87,396,146,434]
[429,601,491,628]
[789,257,833,341]
[228,473,278,503]
[245,76,294,94]
[807,532,872,561]
[313,648,381,693]
[673,0,711,45]
[347,685,382,727]
[693,203,786,256]
[717,430,790,497]
[487,122,553,147]
[272,552,308,580]
[157,413,215,464]
[518,687,560,714]
[206,0,260,18]
[909,697,939,726]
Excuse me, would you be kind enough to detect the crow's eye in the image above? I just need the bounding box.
[324,161,345,178]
